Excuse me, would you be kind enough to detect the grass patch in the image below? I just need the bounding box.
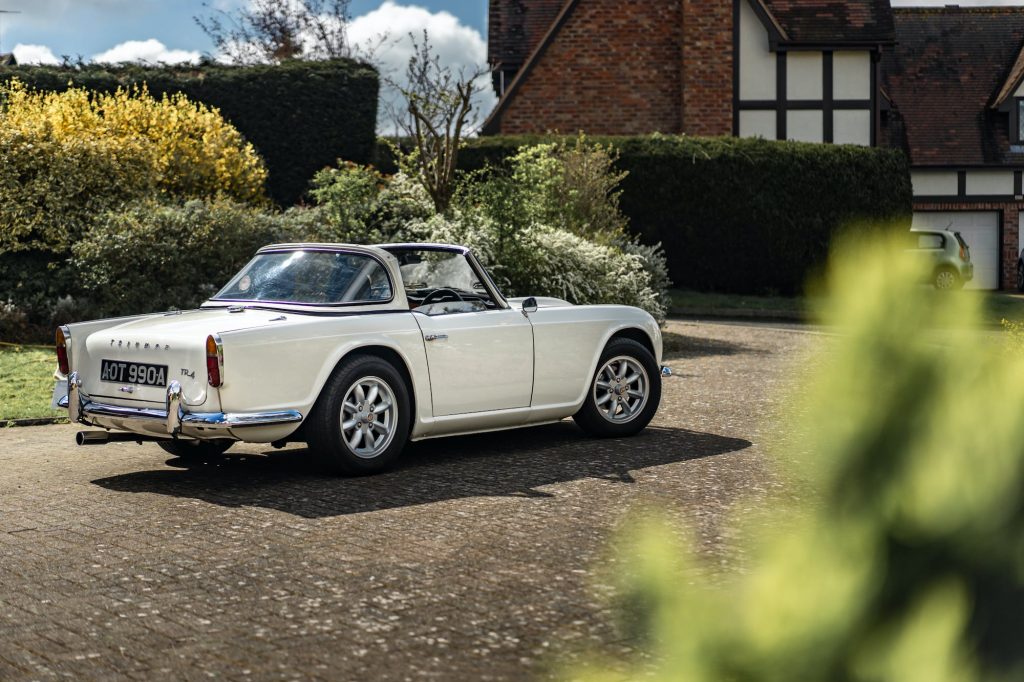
[670,289,1024,326]
[0,343,65,422]
[669,289,806,316]
[983,293,1024,325]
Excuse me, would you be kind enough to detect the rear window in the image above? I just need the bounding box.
[213,250,393,305]
[914,233,944,249]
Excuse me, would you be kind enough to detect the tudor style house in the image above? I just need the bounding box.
[486,1,1024,290]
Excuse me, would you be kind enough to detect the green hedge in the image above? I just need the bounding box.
[0,60,379,206]
[457,135,913,295]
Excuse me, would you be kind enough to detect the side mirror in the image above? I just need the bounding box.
[522,297,538,315]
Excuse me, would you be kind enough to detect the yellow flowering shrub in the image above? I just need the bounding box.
[0,79,267,254]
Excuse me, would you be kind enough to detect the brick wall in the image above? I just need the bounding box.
[915,200,1022,289]
[493,0,685,135]
[681,0,734,136]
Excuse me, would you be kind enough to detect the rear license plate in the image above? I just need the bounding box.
[100,360,168,387]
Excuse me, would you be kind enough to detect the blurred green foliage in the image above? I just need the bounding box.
[572,235,1024,681]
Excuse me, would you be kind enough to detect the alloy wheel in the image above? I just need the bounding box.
[593,356,650,424]
[340,376,397,459]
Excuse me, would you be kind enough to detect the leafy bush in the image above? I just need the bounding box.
[0,80,267,255]
[459,134,913,295]
[420,215,665,320]
[309,164,433,243]
[453,136,670,318]
[1,60,380,205]
[570,237,1024,681]
[71,200,320,316]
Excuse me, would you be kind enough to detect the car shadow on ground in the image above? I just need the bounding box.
[91,423,752,519]
[662,331,767,359]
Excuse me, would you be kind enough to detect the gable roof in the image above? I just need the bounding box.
[993,42,1024,109]
[882,7,1024,166]
[482,0,581,134]
[488,0,566,70]
[762,0,894,46]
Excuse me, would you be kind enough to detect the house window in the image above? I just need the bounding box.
[1018,99,1024,142]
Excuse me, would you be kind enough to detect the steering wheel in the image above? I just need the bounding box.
[420,288,464,306]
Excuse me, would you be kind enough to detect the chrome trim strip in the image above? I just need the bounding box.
[166,381,182,435]
[68,372,81,423]
[181,411,304,427]
[66,380,303,434]
[78,398,303,431]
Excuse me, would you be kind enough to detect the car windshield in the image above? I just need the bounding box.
[213,250,392,305]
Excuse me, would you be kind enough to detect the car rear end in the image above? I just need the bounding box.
[56,310,302,444]
[951,231,974,284]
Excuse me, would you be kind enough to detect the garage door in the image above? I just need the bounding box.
[911,211,999,290]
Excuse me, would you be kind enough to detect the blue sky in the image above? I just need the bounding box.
[2,1,487,62]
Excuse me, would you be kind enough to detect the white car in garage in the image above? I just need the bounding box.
[55,243,669,475]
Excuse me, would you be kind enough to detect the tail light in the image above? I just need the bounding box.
[206,334,224,388]
[960,245,968,261]
[55,326,70,376]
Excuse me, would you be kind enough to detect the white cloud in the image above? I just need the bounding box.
[12,43,59,64]
[92,39,200,65]
[348,1,496,135]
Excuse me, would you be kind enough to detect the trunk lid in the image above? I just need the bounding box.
[79,308,287,407]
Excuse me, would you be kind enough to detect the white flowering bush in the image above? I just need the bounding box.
[422,214,666,320]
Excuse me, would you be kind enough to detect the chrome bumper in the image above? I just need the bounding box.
[63,372,302,438]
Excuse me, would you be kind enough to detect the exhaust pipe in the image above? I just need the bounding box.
[76,431,170,446]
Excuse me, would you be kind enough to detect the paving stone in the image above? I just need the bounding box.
[0,321,809,680]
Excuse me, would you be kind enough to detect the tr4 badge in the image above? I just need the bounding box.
[180,368,196,379]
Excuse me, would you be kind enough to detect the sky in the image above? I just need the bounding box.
[1,1,487,64]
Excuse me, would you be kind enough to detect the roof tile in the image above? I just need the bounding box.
[883,7,1024,166]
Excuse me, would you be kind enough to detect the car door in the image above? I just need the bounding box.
[414,309,534,416]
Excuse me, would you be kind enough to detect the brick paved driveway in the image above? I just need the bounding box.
[0,321,814,680]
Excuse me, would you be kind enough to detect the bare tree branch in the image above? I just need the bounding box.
[385,31,491,214]
[195,0,358,64]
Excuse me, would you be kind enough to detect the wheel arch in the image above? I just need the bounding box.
[608,327,657,360]
[324,344,418,422]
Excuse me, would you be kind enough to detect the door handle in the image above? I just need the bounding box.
[425,334,449,342]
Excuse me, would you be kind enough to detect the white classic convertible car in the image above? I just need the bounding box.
[55,243,669,474]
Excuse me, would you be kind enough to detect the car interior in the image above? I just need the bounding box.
[384,248,502,316]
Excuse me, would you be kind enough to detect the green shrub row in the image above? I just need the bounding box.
[454,135,914,295]
[0,60,380,206]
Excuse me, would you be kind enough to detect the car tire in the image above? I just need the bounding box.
[158,439,233,460]
[573,337,662,438]
[934,267,961,291]
[1017,261,1024,292]
[306,354,411,476]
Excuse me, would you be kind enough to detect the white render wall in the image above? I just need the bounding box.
[833,51,872,100]
[965,170,1014,196]
[739,0,776,100]
[833,110,872,146]
[787,110,824,143]
[739,110,777,139]
[736,0,872,146]
[911,171,959,196]
[787,52,822,100]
